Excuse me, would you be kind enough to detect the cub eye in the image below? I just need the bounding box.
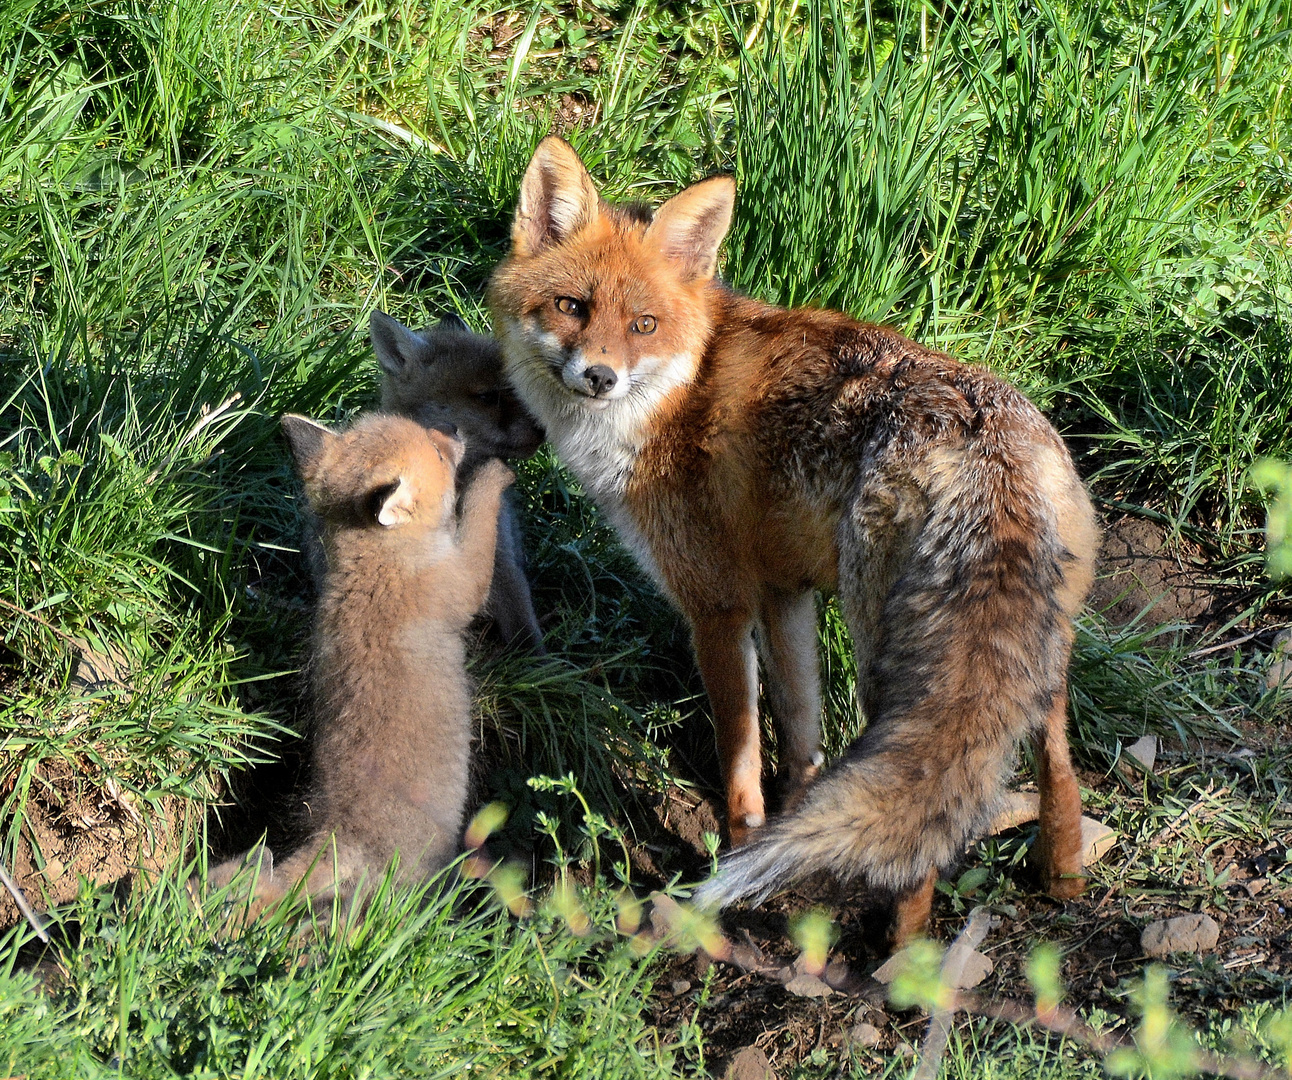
[631,314,657,335]
[555,297,585,317]
[473,390,501,406]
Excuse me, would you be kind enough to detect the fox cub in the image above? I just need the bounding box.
[207,413,512,912]
[488,137,1098,945]
[370,309,545,653]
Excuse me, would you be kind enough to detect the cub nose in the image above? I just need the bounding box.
[583,364,617,396]
[431,421,459,437]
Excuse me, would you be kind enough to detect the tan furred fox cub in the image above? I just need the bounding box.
[207,413,512,912]
[488,137,1099,944]
[370,309,545,652]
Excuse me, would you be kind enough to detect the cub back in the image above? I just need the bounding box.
[370,310,543,467]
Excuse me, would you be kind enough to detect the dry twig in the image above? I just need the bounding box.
[0,856,48,944]
[913,906,995,1080]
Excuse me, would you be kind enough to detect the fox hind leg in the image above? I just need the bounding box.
[887,867,938,950]
[1032,684,1086,899]
[692,611,764,846]
[756,587,823,811]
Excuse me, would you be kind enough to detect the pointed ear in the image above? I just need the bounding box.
[645,176,735,282]
[512,136,601,256]
[436,312,469,333]
[369,309,427,377]
[374,478,414,527]
[429,427,465,469]
[280,414,332,479]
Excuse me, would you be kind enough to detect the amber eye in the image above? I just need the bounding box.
[555,297,585,317]
[631,314,657,335]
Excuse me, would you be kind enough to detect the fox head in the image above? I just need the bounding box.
[281,412,463,532]
[370,309,544,462]
[487,137,735,421]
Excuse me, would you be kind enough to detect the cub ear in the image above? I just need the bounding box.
[369,309,428,377]
[280,415,333,480]
[436,312,469,333]
[645,175,735,282]
[374,478,415,527]
[512,136,601,256]
[428,427,465,469]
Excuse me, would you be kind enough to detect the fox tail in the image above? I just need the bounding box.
[694,434,1090,910]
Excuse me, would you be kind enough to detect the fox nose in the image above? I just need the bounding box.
[583,364,617,396]
[431,421,459,438]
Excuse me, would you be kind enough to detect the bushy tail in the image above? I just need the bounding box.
[696,431,1091,910]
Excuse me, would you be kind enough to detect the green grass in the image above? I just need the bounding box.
[0,0,1290,1075]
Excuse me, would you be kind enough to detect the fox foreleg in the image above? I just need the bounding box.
[691,611,764,846]
[451,460,513,618]
[485,493,545,653]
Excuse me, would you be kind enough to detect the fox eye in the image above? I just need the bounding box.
[555,297,585,318]
[631,314,657,335]
[473,390,500,406]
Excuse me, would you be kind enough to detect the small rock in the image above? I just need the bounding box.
[871,948,910,985]
[1267,630,1292,691]
[670,979,692,995]
[895,1042,916,1058]
[648,892,683,939]
[1141,913,1221,958]
[1125,735,1158,773]
[730,941,766,973]
[784,972,833,998]
[1246,879,1267,898]
[988,791,1041,834]
[724,1045,775,1080]
[848,1022,883,1048]
[943,945,994,990]
[1081,817,1117,865]
[824,959,851,989]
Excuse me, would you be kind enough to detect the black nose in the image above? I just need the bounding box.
[432,421,459,437]
[583,364,617,396]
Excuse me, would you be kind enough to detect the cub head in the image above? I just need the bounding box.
[369,309,544,461]
[281,413,463,532]
[486,137,735,417]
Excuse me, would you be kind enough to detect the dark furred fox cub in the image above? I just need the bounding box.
[488,137,1099,946]
[370,309,545,652]
[207,413,512,912]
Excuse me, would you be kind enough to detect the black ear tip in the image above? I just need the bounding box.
[280,414,329,470]
[437,312,469,332]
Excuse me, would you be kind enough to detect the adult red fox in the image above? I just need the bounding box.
[487,137,1098,944]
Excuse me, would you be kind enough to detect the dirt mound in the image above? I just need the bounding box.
[0,757,190,932]
[1088,515,1241,631]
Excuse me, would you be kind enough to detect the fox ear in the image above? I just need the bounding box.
[374,478,414,527]
[646,176,735,282]
[280,414,333,480]
[369,309,428,376]
[428,427,465,469]
[436,312,469,333]
[513,136,600,256]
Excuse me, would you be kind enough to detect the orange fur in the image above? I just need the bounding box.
[488,138,1098,941]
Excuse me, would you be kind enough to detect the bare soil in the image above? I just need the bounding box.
[0,756,189,931]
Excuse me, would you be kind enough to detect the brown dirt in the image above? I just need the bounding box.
[640,754,1292,1074]
[0,756,192,931]
[1088,515,1248,632]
